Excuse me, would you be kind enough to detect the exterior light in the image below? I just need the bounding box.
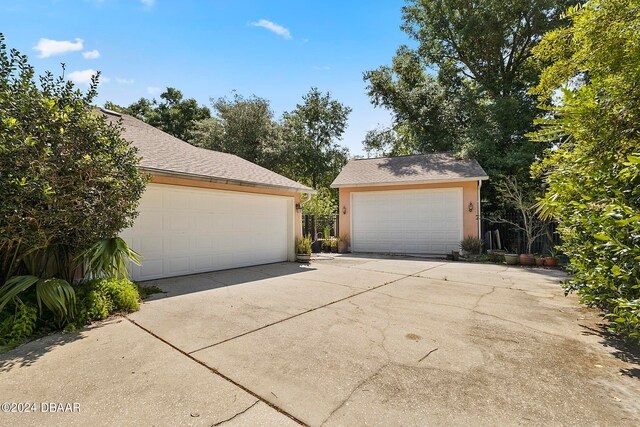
[295,203,302,212]
[468,202,473,212]
[342,206,347,214]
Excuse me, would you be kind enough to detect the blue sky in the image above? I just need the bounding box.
[1,0,411,156]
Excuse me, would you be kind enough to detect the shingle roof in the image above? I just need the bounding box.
[99,108,313,193]
[331,153,488,188]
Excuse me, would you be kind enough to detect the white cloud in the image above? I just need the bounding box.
[116,77,134,84]
[140,0,155,6]
[250,19,291,40]
[313,65,331,71]
[33,38,83,58]
[82,49,100,59]
[147,86,161,95]
[68,69,109,85]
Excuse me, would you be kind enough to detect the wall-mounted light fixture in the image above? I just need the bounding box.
[468,202,474,212]
[342,206,347,214]
[295,203,302,212]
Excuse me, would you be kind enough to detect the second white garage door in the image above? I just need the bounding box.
[351,188,463,255]
[121,184,293,281]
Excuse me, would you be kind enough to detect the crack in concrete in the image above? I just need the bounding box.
[369,288,570,340]
[472,287,497,311]
[418,347,439,363]
[188,263,446,355]
[212,400,260,426]
[320,362,391,426]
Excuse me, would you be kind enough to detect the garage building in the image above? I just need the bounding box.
[331,153,488,255]
[101,108,314,281]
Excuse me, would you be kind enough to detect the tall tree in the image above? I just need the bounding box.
[107,87,210,141]
[364,0,575,210]
[531,0,640,339]
[281,87,351,190]
[190,93,284,171]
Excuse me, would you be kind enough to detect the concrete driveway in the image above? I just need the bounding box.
[2,255,639,426]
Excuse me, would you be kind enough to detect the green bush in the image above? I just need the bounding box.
[0,33,147,280]
[0,302,37,350]
[74,278,140,326]
[531,1,640,340]
[460,236,483,255]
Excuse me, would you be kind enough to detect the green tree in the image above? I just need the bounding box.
[531,0,640,339]
[0,34,147,324]
[281,87,351,190]
[364,0,575,210]
[109,87,210,141]
[190,93,284,171]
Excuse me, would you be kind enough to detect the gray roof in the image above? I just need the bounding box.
[331,153,488,188]
[100,108,313,193]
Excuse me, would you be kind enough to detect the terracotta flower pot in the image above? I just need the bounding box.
[544,257,558,267]
[535,257,545,267]
[519,254,535,266]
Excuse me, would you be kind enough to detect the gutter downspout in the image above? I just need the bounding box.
[477,179,482,239]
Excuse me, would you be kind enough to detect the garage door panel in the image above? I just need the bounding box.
[120,184,291,281]
[351,188,462,255]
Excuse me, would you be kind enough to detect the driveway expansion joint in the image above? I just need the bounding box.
[187,263,448,355]
[125,316,308,426]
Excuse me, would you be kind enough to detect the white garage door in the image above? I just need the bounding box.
[351,188,463,255]
[121,184,292,281]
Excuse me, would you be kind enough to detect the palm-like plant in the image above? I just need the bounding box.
[0,276,76,321]
[80,237,142,279]
[0,237,141,324]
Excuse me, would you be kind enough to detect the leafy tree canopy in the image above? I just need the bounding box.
[190,93,284,171]
[531,0,640,339]
[281,87,351,190]
[364,0,575,210]
[107,87,210,141]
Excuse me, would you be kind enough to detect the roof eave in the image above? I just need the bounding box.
[142,167,317,194]
[331,176,489,188]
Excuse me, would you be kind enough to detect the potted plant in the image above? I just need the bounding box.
[519,253,535,266]
[322,226,332,253]
[504,253,519,265]
[330,238,338,253]
[338,234,350,253]
[489,177,548,268]
[544,249,559,267]
[460,236,483,260]
[487,249,506,263]
[295,235,312,262]
[535,255,545,266]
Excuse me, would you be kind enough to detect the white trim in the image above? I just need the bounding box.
[349,191,353,252]
[144,167,317,194]
[477,179,482,239]
[458,186,464,245]
[331,176,489,188]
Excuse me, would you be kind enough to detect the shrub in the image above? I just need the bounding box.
[0,302,37,350]
[530,1,640,340]
[75,278,140,323]
[0,33,147,279]
[460,236,483,255]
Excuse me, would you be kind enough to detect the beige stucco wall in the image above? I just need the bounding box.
[338,180,481,248]
[151,175,303,239]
